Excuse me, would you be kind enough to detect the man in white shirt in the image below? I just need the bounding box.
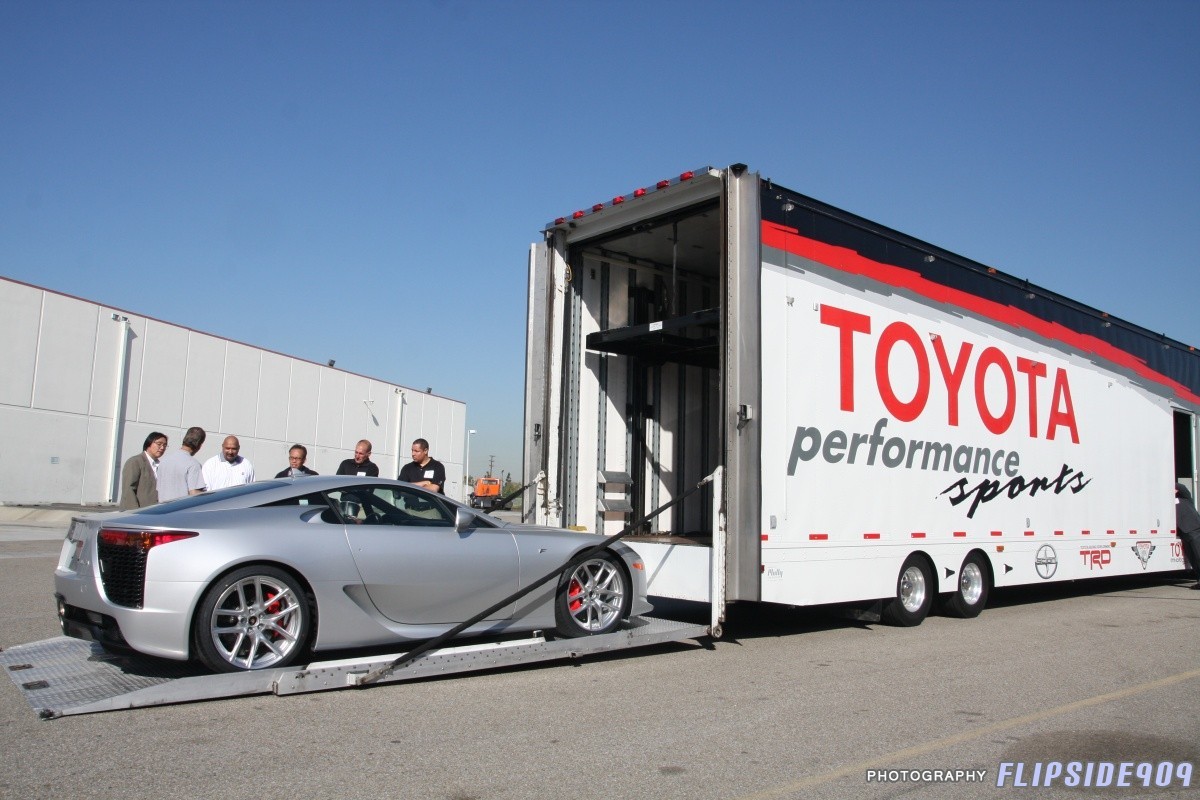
[202,435,255,490]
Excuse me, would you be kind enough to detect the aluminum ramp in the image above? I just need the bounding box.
[1,616,708,718]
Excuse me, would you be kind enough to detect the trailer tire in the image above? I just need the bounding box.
[193,565,312,672]
[554,552,631,637]
[881,555,934,627]
[940,552,990,618]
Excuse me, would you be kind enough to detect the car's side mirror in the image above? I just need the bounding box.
[455,507,475,533]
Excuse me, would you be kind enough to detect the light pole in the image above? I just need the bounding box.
[464,429,476,502]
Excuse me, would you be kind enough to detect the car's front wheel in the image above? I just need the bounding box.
[193,565,312,672]
[554,552,631,637]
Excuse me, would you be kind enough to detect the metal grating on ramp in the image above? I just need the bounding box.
[2,617,709,719]
[1,637,205,718]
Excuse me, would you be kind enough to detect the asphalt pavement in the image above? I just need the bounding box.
[1,516,1198,800]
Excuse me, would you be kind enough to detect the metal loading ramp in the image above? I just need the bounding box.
[1,616,709,719]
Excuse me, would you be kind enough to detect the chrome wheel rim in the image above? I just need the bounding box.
[959,562,984,606]
[899,565,927,613]
[565,558,625,632]
[209,575,304,669]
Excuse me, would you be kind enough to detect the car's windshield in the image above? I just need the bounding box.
[133,482,288,514]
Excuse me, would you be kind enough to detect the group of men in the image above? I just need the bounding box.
[330,438,446,494]
[118,430,446,510]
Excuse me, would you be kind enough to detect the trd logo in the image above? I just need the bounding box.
[1080,548,1112,570]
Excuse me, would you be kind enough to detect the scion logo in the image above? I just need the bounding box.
[1035,544,1058,579]
[1131,541,1156,570]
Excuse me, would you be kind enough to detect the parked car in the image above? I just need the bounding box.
[55,477,648,672]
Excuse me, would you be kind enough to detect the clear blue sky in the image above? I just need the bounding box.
[3,0,1197,479]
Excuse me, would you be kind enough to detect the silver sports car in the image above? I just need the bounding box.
[54,476,650,672]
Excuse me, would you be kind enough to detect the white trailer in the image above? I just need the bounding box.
[523,164,1199,627]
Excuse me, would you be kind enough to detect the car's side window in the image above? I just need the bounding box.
[262,492,329,508]
[372,486,453,527]
[322,488,374,524]
[322,487,453,528]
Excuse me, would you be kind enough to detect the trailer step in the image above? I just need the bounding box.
[1,616,709,718]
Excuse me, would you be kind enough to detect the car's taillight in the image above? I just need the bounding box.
[98,530,198,551]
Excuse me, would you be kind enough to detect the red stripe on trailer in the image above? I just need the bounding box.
[1054,530,1064,536]
[863,533,881,540]
[809,533,828,541]
[760,220,1200,404]
[990,531,1003,537]
[1082,530,1092,535]
[953,531,966,537]
[1024,531,1035,536]
[1129,529,1138,535]
[911,532,926,539]
[1107,530,1116,535]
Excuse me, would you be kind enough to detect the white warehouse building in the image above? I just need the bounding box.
[0,276,467,506]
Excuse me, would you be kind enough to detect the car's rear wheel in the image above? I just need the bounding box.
[554,552,631,637]
[193,565,311,672]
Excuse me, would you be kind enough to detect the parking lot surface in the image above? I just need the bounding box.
[1,517,1197,800]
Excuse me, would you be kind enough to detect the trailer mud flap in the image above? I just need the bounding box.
[3,617,709,719]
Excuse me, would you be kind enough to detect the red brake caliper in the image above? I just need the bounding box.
[265,590,282,637]
[568,578,583,612]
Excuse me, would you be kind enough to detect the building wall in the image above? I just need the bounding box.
[0,277,467,505]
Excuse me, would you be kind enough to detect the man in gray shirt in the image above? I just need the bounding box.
[157,427,207,502]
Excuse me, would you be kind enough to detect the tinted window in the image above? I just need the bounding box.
[325,486,453,527]
[133,482,289,515]
[262,493,330,508]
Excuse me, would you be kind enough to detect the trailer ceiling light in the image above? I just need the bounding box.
[656,179,671,189]
[633,188,647,197]
[554,217,566,225]
[680,171,694,181]
[572,210,585,219]
[592,203,604,212]
[612,196,625,205]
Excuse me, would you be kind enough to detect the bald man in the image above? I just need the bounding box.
[202,435,256,490]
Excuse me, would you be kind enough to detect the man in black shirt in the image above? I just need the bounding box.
[399,438,446,494]
[337,439,379,477]
[275,444,319,478]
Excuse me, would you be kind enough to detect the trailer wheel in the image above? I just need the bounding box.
[881,555,934,627]
[193,565,312,672]
[940,552,990,618]
[554,552,631,637]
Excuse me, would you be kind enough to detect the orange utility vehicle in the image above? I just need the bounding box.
[470,477,503,509]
